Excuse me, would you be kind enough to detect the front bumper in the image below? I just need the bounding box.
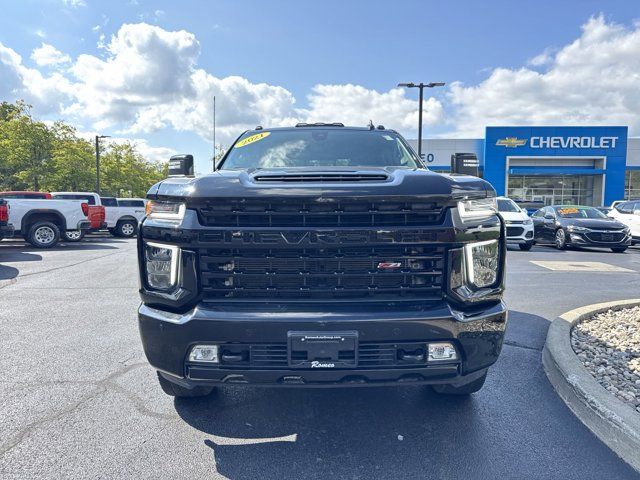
[566,231,632,248]
[139,300,507,388]
[505,223,534,245]
[0,223,14,239]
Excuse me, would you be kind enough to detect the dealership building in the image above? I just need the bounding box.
[411,126,640,206]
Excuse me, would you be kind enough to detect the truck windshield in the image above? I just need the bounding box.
[220,129,420,169]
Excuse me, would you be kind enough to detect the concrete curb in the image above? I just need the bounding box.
[543,299,640,472]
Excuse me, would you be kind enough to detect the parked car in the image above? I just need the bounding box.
[0,191,52,199]
[532,205,631,252]
[607,200,640,245]
[513,200,545,216]
[51,192,106,238]
[138,125,507,399]
[496,197,534,250]
[5,198,90,248]
[101,197,146,237]
[595,206,612,215]
[0,199,14,240]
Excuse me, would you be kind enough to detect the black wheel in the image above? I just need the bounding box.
[27,221,60,248]
[611,247,627,253]
[555,229,567,250]
[156,372,213,397]
[62,230,85,242]
[519,242,533,251]
[432,371,487,395]
[116,220,137,238]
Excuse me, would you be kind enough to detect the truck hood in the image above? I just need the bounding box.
[147,167,494,205]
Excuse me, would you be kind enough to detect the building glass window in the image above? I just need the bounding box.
[507,175,596,206]
[625,170,640,200]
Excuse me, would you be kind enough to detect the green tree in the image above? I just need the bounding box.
[0,100,167,195]
[0,103,53,191]
[99,142,167,197]
[45,122,96,192]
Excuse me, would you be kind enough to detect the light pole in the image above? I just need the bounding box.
[397,82,445,157]
[95,135,110,195]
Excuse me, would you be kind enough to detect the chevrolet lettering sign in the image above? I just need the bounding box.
[496,137,527,148]
[530,136,618,149]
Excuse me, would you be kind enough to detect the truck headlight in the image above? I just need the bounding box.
[464,240,499,288]
[145,200,186,220]
[144,241,179,290]
[457,197,497,223]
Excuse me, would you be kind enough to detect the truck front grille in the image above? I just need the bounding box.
[199,243,445,302]
[212,342,432,369]
[197,198,444,228]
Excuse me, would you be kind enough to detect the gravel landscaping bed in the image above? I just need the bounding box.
[571,306,640,413]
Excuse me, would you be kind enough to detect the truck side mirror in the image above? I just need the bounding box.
[168,154,194,177]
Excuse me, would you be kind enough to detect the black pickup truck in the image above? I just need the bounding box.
[138,124,507,398]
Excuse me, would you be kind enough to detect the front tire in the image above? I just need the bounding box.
[157,372,213,397]
[555,229,567,250]
[116,220,137,238]
[62,230,85,242]
[27,221,60,248]
[432,371,487,395]
[611,247,628,253]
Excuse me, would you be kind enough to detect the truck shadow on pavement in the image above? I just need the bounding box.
[0,240,121,251]
[172,310,638,480]
[0,251,41,281]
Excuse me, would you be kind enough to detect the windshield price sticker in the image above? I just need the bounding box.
[235,132,271,148]
[558,208,579,215]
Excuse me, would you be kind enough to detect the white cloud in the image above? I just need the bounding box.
[0,23,444,149]
[31,43,71,66]
[528,48,555,67]
[303,84,443,130]
[448,15,640,136]
[62,0,86,7]
[4,15,640,157]
[0,41,74,113]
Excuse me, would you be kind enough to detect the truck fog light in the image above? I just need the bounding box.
[464,240,499,288]
[189,345,219,363]
[145,242,179,290]
[427,342,458,362]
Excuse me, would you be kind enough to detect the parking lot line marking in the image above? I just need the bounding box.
[529,261,635,272]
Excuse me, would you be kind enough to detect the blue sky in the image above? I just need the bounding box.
[2,0,640,173]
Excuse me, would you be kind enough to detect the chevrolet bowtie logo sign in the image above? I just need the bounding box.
[496,137,527,148]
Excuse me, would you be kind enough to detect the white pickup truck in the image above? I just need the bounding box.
[5,198,90,248]
[101,197,146,237]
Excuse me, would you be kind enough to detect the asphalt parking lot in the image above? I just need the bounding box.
[1,235,640,479]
